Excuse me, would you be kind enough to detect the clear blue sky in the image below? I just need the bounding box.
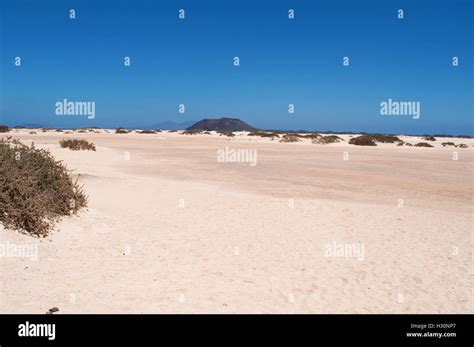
[1,0,472,134]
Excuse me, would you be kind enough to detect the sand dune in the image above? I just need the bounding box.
[0,130,472,313]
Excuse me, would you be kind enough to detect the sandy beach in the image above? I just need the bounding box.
[1,130,472,313]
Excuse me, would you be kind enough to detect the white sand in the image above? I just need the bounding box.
[0,130,472,313]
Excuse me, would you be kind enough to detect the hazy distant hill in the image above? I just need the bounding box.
[187,118,256,131]
[144,120,196,130]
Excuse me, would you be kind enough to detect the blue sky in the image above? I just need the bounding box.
[0,0,472,134]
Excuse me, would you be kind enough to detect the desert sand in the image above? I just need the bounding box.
[1,129,472,313]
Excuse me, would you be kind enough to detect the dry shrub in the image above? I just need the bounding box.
[182,130,201,135]
[59,139,96,151]
[137,130,157,134]
[0,125,10,133]
[217,130,235,137]
[404,143,413,147]
[349,134,400,146]
[371,134,401,143]
[115,128,129,134]
[302,133,321,140]
[456,144,468,148]
[167,130,178,133]
[280,134,301,143]
[350,134,401,146]
[314,135,343,144]
[29,131,37,135]
[248,131,280,138]
[422,136,436,141]
[0,139,87,236]
[349,136,376,146]
[441,142,455,147]
[203,131,211,135]
[415,142,433,147]
[285,133,305,138]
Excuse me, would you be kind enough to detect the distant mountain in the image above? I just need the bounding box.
[187,118,257,131]
[7,122,44,128]
[142,120,196,130]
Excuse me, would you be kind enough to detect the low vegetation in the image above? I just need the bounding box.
[280,134,301,143]
[217,130,235,137]
[414,142,433,148]
[349,134,401,146]
[0,138,87,236]
[369,134,401,143]
[59,139,96,151]
[441,142,455,147]
[115,128,129,134]
[182,130,201,135]
[456,143,468,148]
[0,125,10,133]
[302,133,321,140]
[349,136,376,146]
[137,130,157,134]
[248,131,280,138]
[422,136,436,141]
[313,135,344,144]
